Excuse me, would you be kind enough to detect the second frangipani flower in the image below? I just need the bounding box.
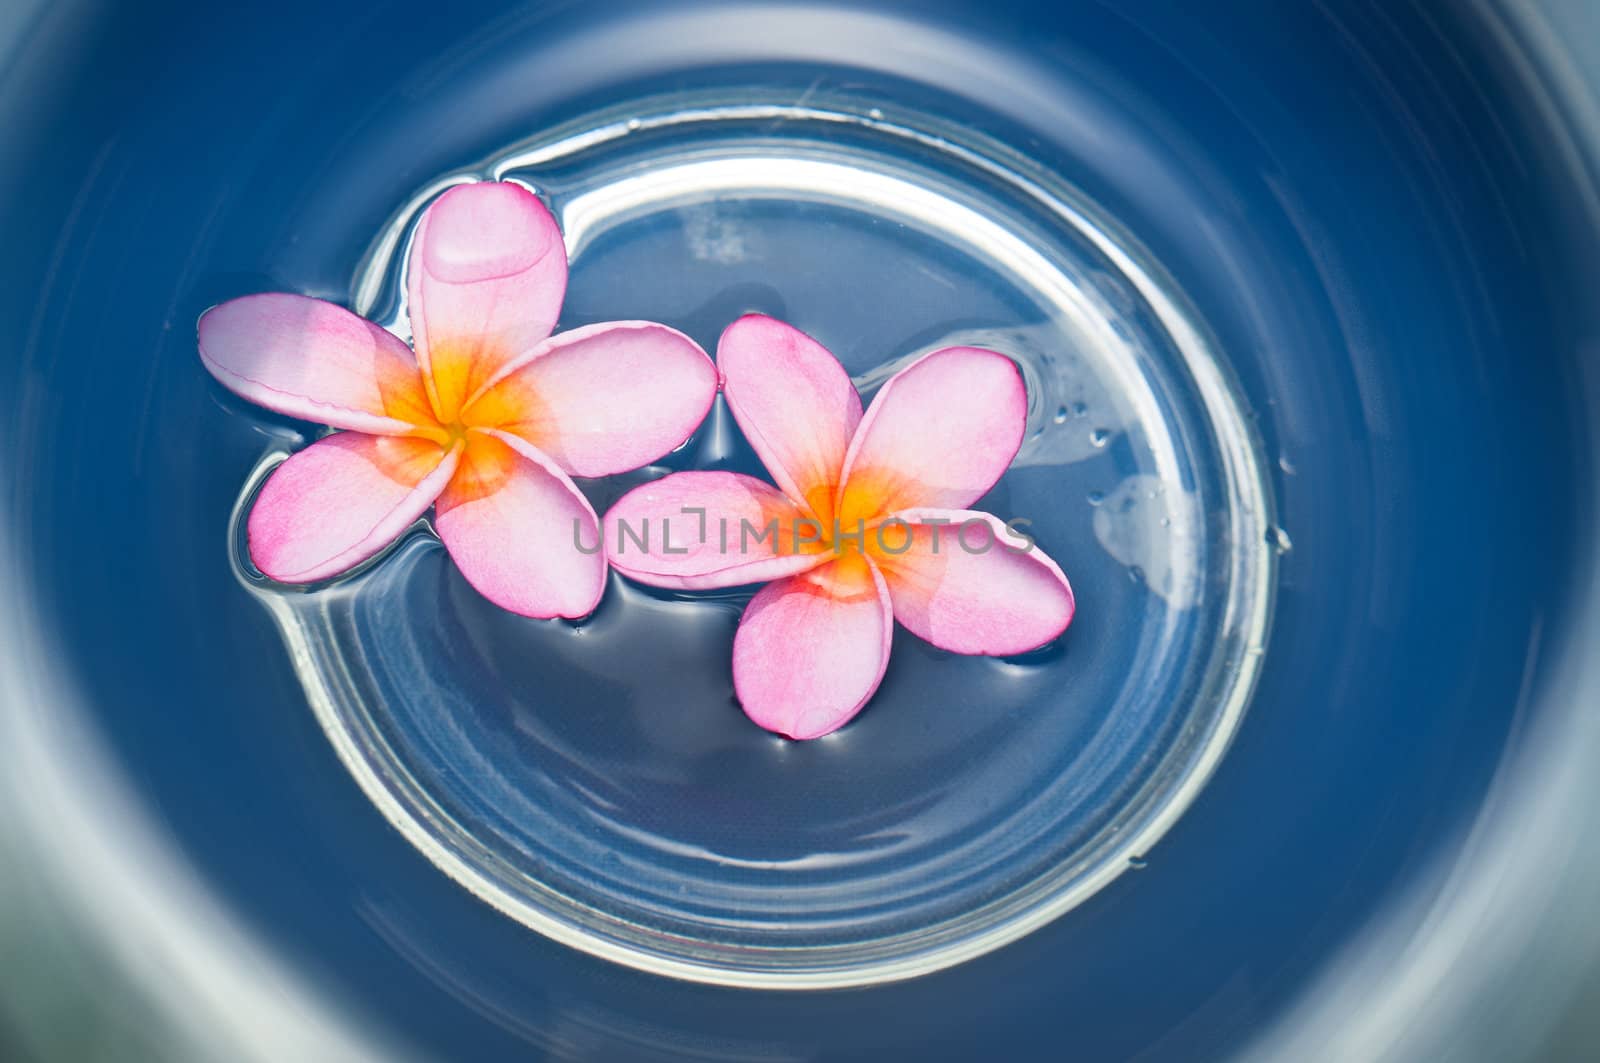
[199,181,717,619]
[605,315,1076,739]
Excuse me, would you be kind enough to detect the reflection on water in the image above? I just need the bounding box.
[1092,473,1202,609]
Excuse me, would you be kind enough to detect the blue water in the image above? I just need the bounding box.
[1,0,1595,1060]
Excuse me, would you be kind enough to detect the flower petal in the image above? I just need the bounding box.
[248,433,459,583]
[872,509,1074,655]
[407,182,567,423]
[838,347,1026,521]
[462,321,716,477]
[198,293,435,433]
[732,556,893,739]
[433,429,604,619]
[717,315,862,521]
[604,471,828,590]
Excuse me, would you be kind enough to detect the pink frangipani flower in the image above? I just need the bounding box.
[604,315,1076,739]
[199,181,717,618]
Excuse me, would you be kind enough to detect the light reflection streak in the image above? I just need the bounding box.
[0,518,407,1062]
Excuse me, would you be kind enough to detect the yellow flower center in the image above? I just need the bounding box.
[790,472,910,567]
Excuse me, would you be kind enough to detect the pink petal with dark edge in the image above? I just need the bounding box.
[717,314,862,522]
[732,557,893,739]
[247,432,459,583]
[465,321,716,477]
[875,509,1074,655]
[603,470,827,590]
[199,293,434,433]
[838,346,1026,521]
[433,429,605,619]
[407,181,568,423]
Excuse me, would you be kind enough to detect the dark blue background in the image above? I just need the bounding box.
[0,1,1592,1059]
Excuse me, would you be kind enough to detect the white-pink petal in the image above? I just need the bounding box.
[433,429,605,620]
[198,293,434,433]
[717,315,863,520]
[247,432,460,583]
[839,346,1027,518]
[875,509,1074,655]
[732,558,893,739]
[464,321,717,478]
[604,470,828,590]
[406,181,568,423]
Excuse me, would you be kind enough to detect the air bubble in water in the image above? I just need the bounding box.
[1090,428,1111,448]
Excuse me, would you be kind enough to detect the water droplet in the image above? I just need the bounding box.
[867,107,884,120]
[1159,517,1171,527]
[1089,428,1111,448]
[625,117,642,132]
[1278,454,1297,475]
[1087,489,1105,506]
[1128,565,1145,584]
[1267,525,1293,554]
[1053,406,1069,424]
[1072,401,1088,418]
[1127,855,1149,870]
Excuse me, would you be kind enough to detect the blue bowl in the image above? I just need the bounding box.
[2,1,1598,1060]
